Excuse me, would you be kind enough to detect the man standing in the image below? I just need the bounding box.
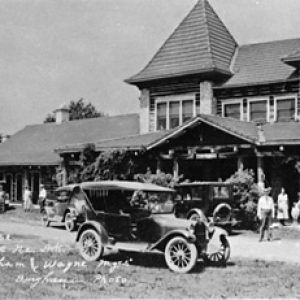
[38,184,47,212]
[257,187,275,241]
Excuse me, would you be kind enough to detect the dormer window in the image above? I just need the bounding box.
[274,96,297,122]
[155,95,196,131]
[222,100,243,120]
[247,98,269,123]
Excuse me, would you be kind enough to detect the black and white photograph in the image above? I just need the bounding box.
[0,0,300,298]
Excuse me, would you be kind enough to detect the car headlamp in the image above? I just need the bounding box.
[206,220,215,234]
[188,220,197,234]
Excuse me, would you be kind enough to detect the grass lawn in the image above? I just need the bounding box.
[0,248,299,299]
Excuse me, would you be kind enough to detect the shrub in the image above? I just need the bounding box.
[226,169,260,229]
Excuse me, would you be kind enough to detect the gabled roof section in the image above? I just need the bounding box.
[0,114,139,166]
[126,0,237,85]
[221,38,300,88]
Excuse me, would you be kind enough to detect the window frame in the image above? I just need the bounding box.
[221,99,243,120]
[247,97,270,123]
[155,94,196,131]
[274,95,297,122]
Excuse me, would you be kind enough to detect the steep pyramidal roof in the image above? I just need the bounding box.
[126,0,237,85]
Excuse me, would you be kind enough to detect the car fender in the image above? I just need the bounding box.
[213,203,232,222]
[149,229,195,252]
[76,221,109,245]
[207,226,228,252]
[187,208,208,222]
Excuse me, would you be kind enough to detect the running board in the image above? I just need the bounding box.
[106,241,155,253]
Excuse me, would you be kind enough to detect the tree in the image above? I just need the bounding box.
[44,98,106,123]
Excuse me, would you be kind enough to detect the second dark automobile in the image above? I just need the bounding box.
[174,182,239,232]
[73,180,230,273]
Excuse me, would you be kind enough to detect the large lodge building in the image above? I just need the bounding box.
[1,0,300,207]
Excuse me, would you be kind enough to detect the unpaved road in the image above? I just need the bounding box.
[0,219,299,264]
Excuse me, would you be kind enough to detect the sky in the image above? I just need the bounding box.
[1,0,300,134]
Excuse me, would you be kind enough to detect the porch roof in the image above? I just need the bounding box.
[56,114,259,154]
[0,114,139,166]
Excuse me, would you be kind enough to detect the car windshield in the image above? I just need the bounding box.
[143,191,174,214]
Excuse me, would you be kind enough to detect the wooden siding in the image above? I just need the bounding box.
[215,81,300,120]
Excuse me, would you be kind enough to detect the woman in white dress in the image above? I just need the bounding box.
[277,187,289,225]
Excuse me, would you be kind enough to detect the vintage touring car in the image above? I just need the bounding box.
[42,185,87,231]
[73,181,230,273]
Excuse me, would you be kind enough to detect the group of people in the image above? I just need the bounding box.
[256,186,299,242]
[23,184,47,212]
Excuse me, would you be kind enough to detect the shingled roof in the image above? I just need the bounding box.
[126,0,237,85]
[0,114,139,166]
[219,38,300,88]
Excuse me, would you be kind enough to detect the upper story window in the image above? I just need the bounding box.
[182,100,194,122]
[274,96,296,122]
[222,100,242,120]
[169,101,180,128]
[248,98,269,123]
[156,95,195,130]
[157,102,167,130]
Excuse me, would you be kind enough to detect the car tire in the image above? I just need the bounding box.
[165,236,198,273]
[42,211,50,227]
[78,229,104,262]
[65,212,75,232]
[205,236,230,266]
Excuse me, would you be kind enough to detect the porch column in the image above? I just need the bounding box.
[173,158,179,180]
[237,156,244,171]
[156,156,162,174]
[257,154,265,191]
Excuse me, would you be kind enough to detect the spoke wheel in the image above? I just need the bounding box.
[205,237,230,265]
[79,229,103,262]
[165,237,197,273]
[65,212,75,232]
[42,211,50,227]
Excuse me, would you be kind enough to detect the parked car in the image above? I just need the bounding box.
[174,182,239,232]
[42,185,87,231]
[74,180,230,273]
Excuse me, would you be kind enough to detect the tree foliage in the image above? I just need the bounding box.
[134,171,181,188]
[44,98,106,123]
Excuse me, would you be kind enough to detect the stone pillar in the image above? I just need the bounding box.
[199,81,215,115]
[139,89,150,134]
[173,158,179,180]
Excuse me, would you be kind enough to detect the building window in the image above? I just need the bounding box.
[182,100,194,123]
[157,102,167,130]
[248,99,268,122]
[223,102,242,119]
[274,97,296,122]
[156,98,195,130]
[169,101,180,129]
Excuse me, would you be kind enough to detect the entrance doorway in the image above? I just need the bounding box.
[16,174,23,202]
[31,172,40,204]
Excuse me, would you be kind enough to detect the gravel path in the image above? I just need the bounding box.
[0,219,299,263]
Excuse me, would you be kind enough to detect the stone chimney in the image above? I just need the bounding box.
[54,105,70,124]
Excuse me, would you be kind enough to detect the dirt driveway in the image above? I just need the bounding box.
[0,217,299,264]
